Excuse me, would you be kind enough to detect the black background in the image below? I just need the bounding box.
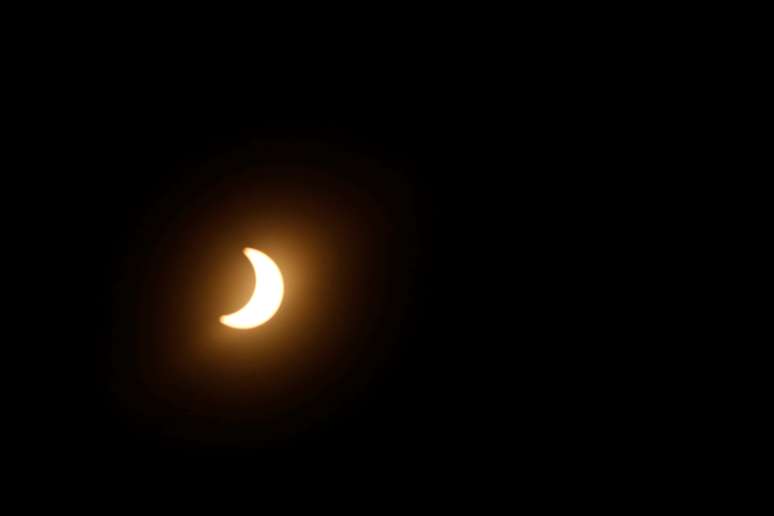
[16,69,616,479]
[10,78,671,497]
[4,19,714,500]
[29,105,518,468]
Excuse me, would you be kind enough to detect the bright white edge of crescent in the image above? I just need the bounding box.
[219,248,284,329]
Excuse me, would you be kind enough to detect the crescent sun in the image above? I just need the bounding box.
[219,248,284,329]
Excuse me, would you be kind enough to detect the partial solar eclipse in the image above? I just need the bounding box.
[220,248,284,329]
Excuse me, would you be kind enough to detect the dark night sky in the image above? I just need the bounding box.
[4,19,701,501]
[42,110,495,463]
[19,89,600,474]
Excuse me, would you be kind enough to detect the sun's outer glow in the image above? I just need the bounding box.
[220,248,284,329]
